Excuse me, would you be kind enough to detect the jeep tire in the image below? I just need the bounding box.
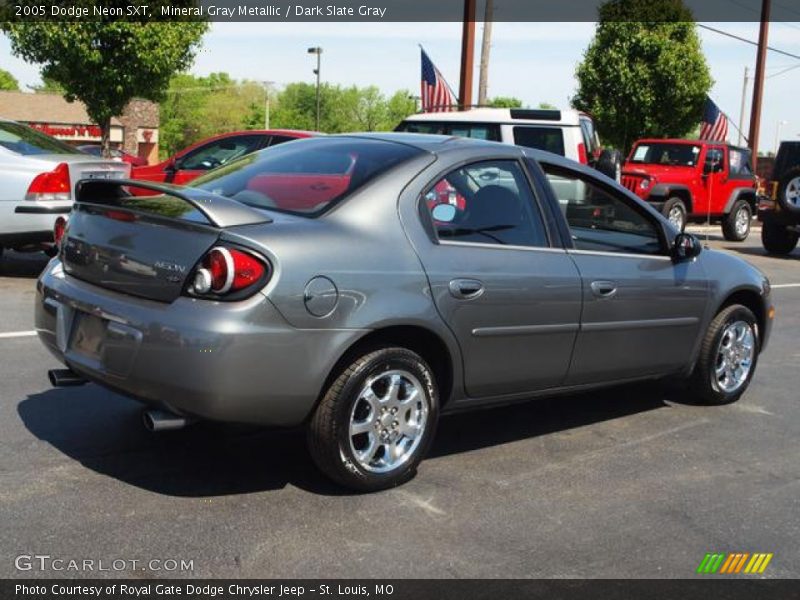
[761,217,799,255]
[722,199,752,242]
[662,197,687,232]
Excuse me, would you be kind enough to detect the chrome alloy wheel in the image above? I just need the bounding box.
[348,369,428,473]
[735,206,751,237]
[668,205,685,230]
[785,176,800,208]
[714,320,755,393]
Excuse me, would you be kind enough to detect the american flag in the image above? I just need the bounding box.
[699,96,729,142]
[420,48,458,112]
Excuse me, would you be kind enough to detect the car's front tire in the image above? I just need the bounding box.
[689,304,759,405]
[307,346,439,492]
[722,200,752,242]
[662,197,687,232]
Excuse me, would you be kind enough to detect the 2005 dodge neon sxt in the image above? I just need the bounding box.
[35,134,774,491]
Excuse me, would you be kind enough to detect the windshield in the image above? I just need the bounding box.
[629,143,700,167]
[192,137,423,216]
[0,121,82,156]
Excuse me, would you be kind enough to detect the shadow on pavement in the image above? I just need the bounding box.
[0,250,50,278]
[18,380,675,497]
[725,245,799,260]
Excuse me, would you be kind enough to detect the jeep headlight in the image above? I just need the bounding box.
[640,178,651,190]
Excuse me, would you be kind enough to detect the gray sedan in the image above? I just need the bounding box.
[35,134,774,491]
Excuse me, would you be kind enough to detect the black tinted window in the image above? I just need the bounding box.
[543,165,662,255]
[513,127,565,156]
[397,121,500,142]
[194,137,422,216]
[424,160,548,248]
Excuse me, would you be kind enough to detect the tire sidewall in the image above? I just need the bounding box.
[331,348,439,490]
[663,197,687,232]
[733,201,751,241]
[704,306,759,403]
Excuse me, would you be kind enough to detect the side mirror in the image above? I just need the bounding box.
[431,203,457,223]
[672,232,702,261]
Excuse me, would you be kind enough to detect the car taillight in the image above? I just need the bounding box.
[188,246,269,299]
[26,163,71,201]
[577,143,588,165]
[53,216,67,246]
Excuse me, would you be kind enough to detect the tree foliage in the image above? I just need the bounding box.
[2,19,208,155]
[160,77,416,158]
[0,68,19,91]
[487,96,523,108]
[572,0,712,151]
[28,76,65,94]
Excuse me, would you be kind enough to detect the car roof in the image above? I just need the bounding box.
[333,131,503,153]
[402,107,583,126]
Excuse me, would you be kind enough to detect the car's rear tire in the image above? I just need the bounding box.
[761,218,799,255]
[662,197,687,232]
[689,304,759,405]
[721,199,752,242]
[307,346,439,492]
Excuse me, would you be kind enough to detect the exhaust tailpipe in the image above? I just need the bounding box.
[48,368,87,387]
[142,409,190,432]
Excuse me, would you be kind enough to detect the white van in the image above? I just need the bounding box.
[396,107,621,181]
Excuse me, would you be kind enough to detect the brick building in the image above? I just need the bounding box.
[0,91,159,164]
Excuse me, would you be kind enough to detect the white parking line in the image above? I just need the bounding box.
[0,330,37,339]
[772,283,800,289]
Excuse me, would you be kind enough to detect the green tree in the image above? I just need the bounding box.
[28,76,64,94]
[2,19,208,156]
[488,96,523,108]
[572,0,712,152]
[0,68,19,91]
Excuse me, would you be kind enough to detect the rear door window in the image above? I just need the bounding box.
[513,126,566,156]
[423,160,548,248]
[729,148,754,180]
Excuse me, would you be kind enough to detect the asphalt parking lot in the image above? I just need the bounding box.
[1,229,798,579]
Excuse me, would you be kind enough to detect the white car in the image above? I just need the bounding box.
[0,119,130,258]
[396,107,622,181]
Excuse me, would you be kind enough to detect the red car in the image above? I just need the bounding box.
[77,144,148,167]
[621,139,758,241]
[131,130,316,186]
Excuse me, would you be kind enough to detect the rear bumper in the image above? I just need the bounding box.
[35,260,366,426]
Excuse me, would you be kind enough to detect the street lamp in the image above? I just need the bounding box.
[775,120,788,154]
[307,46,323,131]
[262,81,274,130]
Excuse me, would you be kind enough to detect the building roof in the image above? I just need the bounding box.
[0,91,157,127]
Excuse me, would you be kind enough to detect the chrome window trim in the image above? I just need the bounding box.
[439,240,568,254]
[567,248,673,262]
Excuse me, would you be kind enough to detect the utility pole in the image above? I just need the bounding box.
[738,66,749,146]
[477,0,493,106]
[748,0,770,161]
[262,81,274,129]
[307,46,323,131]
[459,0,476,110]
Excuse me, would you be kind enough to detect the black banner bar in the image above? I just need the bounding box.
[4,580,800,600]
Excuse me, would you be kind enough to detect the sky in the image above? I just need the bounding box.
[2,21,799,152]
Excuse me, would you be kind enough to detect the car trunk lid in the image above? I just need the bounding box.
[61,179,272,302]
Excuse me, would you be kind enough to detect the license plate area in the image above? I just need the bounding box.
[69,311,107,361]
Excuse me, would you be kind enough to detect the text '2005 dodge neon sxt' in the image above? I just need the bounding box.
[35,133,774,491]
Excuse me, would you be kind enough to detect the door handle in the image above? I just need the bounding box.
[449,278,484,300]
[590,280,617,299]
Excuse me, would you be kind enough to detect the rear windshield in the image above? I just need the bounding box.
[629,143,700,167]
[192,137,422,216]
[0,121,81,156]
[513,126,565,156]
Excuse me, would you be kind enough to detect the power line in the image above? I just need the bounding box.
[698,24,800,61]
[767,63,800,78]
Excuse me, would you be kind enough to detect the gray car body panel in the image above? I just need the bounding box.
[35,133,773,426]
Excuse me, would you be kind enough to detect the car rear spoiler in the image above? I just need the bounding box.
[75,178,272,228]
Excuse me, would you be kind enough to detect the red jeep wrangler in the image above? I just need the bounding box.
[621,139,757,241]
